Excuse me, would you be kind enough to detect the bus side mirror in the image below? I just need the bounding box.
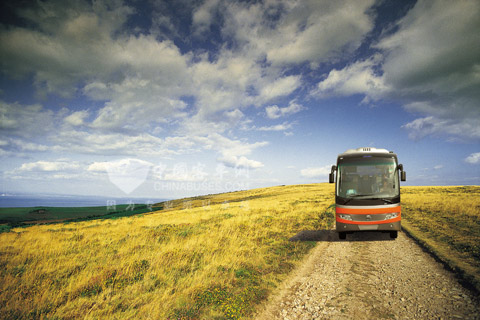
[329,165,337,183]
[398,164,406,181]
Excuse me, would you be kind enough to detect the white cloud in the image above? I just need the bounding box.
[265,101,305,119]
[0,101,55,138]
[0,0,274,163]
[0,101,57,157]
[90,96,187,131]
[183,0,375,123]
[87,162,107,172]
[218,155,264,169]
[64,110,89,126]
[220,0,375,66]
[6,159,88,181]
[189,53,262,117]
[465,152,480,164]
[192,0,221,35]
[224,109,244,122]
[4,139,50,154]
[87,158,153,194]
[300,166,331,179]
[378,0,480,140]
[257,122,293,132]
[313,0,480,141]
[0,1,134,97]
[207,134,267,157]
[194,133,267,169]
[267,1,375,66]
[401,101,480,141]
[0,0,377,156]
[259,76,301,102]
[376,0,480,93]
[19,160,81,172]
[1,3,192,131]
[402,116,480,140]
[162,164,209,182]
[314,54,387,102]
[54,131,194,156]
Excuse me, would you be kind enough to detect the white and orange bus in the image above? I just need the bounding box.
[329,147,406,240]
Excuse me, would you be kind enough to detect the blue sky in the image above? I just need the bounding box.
[0,0,479,200]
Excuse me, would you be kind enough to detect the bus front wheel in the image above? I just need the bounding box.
[390,231,398,239]
[339,232,347,240]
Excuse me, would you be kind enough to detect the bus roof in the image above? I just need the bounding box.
[340,147,391,156]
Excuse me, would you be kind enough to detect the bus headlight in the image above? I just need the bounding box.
[385,213,398,220]
[339,214,353,221]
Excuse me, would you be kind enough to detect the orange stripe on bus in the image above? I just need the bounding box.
[336,206,401,215]
[336,215,401,225]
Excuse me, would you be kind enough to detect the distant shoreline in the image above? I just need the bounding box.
[0,195,165,208]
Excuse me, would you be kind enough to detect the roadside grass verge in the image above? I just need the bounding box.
[0,183,334,319]
[401,186,480,294]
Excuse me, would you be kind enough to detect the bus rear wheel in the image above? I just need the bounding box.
[390,231,398,239]
[339,232,347,240]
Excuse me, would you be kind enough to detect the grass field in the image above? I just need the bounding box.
[401,186,480,293]
[0,184,334,319]
[0,183,478,319]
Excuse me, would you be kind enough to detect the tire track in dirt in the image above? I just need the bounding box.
[256,231,480,319]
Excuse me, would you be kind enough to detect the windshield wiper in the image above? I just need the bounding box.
[379,198,395,204]
[349,194,376,199]
[342,194,375,205]
[343,194,399,205]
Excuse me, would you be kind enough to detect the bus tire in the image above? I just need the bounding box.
[339,232,347,240]
[390,231,398,239]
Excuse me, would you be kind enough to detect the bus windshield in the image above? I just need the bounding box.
[337,157,399,199]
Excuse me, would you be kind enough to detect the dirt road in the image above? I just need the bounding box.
[256,231,480,320]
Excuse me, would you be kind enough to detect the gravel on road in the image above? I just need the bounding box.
[256,230,480,320]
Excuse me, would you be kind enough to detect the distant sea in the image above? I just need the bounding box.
[0,194,164,208]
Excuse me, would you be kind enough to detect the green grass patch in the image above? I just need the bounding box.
[0,204,153,232]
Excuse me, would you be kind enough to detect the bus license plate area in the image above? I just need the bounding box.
[358,225,379,230]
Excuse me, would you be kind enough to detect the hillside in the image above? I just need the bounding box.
[0,184,334,319]
[0,184,479,319]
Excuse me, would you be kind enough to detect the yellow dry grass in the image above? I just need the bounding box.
[0,184,334,319]
[1,184,478,319]
[401,186,480,292]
